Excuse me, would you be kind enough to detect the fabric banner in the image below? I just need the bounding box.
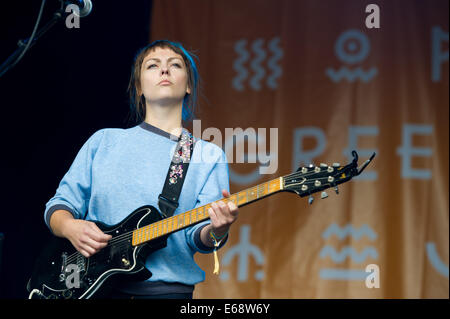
[150,0,448,298]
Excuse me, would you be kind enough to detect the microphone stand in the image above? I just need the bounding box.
[0,1,65,78]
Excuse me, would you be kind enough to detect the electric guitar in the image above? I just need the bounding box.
[27,151,375,299]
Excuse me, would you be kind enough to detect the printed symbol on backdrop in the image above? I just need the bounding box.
[319,223,379,281]
[232,38,283,91]
[220,225,265,282]
[426,242,449,278]
[431,26,449,82]
[319,246,378,264]
[326,29,377,83]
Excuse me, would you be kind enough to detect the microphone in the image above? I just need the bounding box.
[64,0,93,18]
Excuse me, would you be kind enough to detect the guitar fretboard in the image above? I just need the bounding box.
[131,177,283,246]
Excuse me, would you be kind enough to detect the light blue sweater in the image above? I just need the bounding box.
[44,122,230,290]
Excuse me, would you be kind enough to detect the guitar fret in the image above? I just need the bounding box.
[144,226,149,242]
[149,225,153,240]
[191,209,197,223]
[258,182,268,198]
[229,194,237,205]
[173,216,177,230]
[248,186,258,201]
[178,215,183,228]
[237,191,247,206]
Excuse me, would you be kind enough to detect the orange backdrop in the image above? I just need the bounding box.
[150,0,448,298]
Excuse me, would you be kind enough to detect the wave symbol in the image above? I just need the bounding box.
[319,245,378,264]
[232,37,283,91]
[232,39,249,91]
[326,67,378,82]
[322,223,377,241]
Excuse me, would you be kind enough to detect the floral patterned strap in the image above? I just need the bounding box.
[168,130,194,185]
[158,129,195,217]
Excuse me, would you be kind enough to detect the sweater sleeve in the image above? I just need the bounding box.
[44,129,105,231]
[185,147,230,254]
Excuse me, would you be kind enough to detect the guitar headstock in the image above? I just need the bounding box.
[282,151,375,203]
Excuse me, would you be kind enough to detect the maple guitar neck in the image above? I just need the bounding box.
[131,177,284,246]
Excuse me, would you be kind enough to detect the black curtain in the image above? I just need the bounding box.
[0,0,152,298]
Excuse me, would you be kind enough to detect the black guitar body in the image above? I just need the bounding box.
[28,205,167,299]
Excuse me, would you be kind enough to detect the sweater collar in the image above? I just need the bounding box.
[138,121,182,141]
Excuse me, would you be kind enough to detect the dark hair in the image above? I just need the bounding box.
[127,40,200,126]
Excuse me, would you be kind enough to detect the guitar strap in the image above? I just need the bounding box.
[158,129,195,218]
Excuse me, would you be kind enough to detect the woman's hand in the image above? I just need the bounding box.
[50,210,112,258]
[207,189,239,239]
[62,219,112,258]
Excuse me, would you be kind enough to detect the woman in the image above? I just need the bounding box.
[44,40,238,299]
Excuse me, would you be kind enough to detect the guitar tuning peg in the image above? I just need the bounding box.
[332,163,340,168]
[321,191,328,199]
[320,163,328,168]
[308,195,314,205]
[334,186,339,194]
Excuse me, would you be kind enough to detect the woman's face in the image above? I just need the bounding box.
[139,47,191,105]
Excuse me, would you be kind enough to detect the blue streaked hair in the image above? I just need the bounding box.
[127,40,200,125]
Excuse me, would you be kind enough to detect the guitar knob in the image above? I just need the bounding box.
[321,191,328,199]
[62,289,73,299]
[122,258,130,267]
[308,195,314,205]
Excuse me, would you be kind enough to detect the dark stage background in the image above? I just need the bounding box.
[0,0,152,298]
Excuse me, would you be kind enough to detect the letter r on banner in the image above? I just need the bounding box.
[292,127,326,171]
